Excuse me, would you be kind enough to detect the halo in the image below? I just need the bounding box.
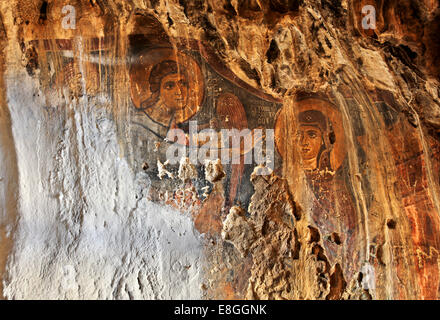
[274,97,347,171]
[129,47,204,125]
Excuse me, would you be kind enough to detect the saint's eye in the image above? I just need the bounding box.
[178,79,188,87]
[164,81,175,90]
[307,130,318,138]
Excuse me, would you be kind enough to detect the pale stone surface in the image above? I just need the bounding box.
[1,78,204,298]
[221,206,255,258]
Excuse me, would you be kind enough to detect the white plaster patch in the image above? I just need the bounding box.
[1,64,204,299]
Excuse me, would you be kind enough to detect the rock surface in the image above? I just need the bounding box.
[0,0,440,299]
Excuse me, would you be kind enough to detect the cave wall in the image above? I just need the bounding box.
[0,0,440,300]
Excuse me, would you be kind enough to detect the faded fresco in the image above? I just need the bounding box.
[275,95,362,282]
[17,7,440,300]
[126,18,283,237]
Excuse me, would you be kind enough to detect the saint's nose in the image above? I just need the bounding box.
[175,84,184,96]
[300,134,309,146]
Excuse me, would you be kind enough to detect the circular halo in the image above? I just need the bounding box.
[274,97,347,171]
[129,47,204,125]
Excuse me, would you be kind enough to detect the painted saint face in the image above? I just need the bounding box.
[297,125,323,163]
[160,73,188,111]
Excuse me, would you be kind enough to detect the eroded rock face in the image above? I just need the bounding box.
[0,0,440,300]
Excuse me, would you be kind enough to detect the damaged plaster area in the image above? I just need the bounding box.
[221,167,373,300]
[0,67,204,299]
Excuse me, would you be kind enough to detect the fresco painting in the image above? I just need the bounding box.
[127,33,283,226]
[17,10,440,300]
[275,96,362,282]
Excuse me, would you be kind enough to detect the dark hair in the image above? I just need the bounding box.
[140,60,187,110]
[298,109,334,171]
